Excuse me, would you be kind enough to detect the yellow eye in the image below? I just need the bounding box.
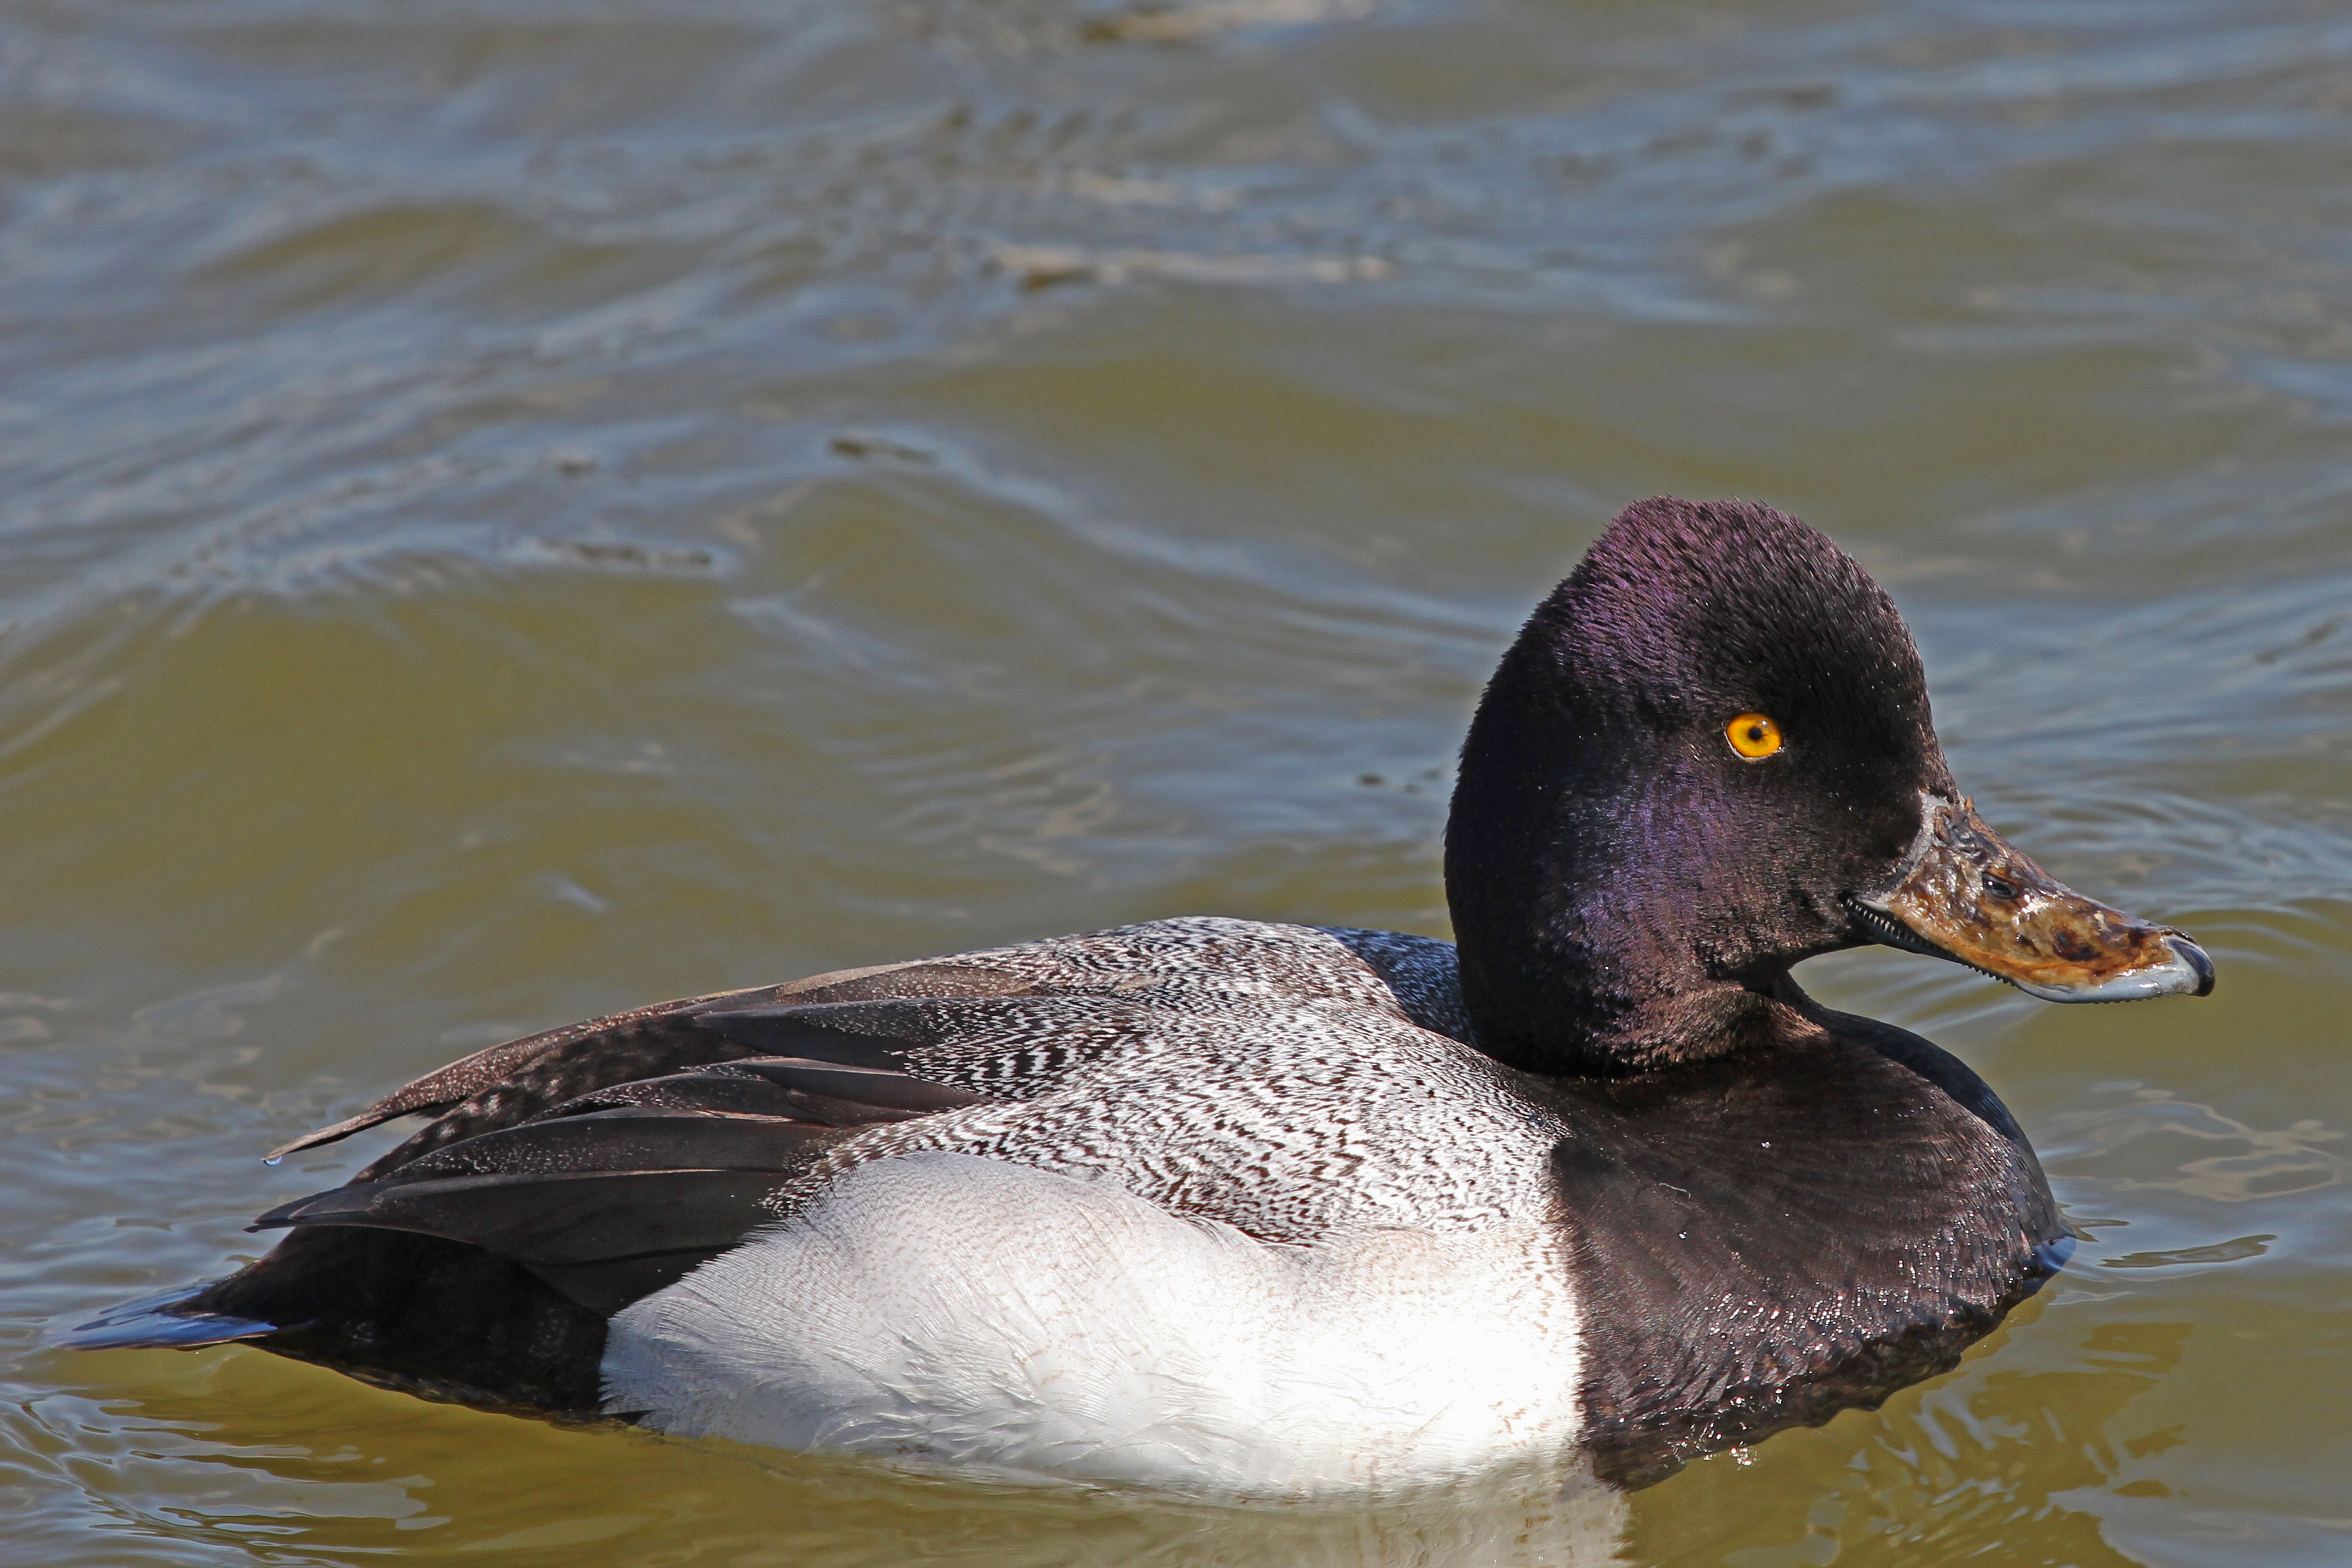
[1726,712,1783,760]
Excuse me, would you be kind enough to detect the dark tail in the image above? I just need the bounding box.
[61,1284,278,1352]
[63,1227,612,1413]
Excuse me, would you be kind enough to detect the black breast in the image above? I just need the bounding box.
[1545,1019,2064,1488]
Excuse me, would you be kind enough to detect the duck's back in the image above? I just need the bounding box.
[91,916,2060,1492]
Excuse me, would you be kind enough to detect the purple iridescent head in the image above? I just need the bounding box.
[1444,498,2211,1079]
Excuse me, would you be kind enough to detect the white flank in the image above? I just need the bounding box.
[601,1152,1588,1497]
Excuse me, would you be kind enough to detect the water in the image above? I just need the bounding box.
[3,0,2348,1561]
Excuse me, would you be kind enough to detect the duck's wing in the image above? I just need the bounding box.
[250,1051,1002,1313]
[268,916,1466,1184]
[265,955,1057,1177]
[225,964,1284,1326]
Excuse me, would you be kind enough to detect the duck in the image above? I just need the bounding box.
[70,497,2214,1496]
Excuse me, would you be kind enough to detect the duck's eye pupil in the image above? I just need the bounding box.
[1725,712,1784,760]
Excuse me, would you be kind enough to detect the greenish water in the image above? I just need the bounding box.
[4,0,2349,1562]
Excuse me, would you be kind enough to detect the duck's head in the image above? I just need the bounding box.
[1445,497,2213,1079]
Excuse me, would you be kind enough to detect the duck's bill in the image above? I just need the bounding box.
[1848,797,2214,1002]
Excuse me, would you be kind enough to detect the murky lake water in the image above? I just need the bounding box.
[4,0,2350,1561]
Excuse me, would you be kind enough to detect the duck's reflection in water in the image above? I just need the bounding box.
[52,1343,1629,1566]
[709,1446,1634,1568]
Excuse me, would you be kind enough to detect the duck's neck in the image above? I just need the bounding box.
[1442,650,1794,1078]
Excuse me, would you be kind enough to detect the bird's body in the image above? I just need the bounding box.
[73,500,2212,1495]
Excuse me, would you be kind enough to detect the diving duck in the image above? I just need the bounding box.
[72,498,2213,1495]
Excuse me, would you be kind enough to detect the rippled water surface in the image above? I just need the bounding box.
[5,0,2350,1562]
